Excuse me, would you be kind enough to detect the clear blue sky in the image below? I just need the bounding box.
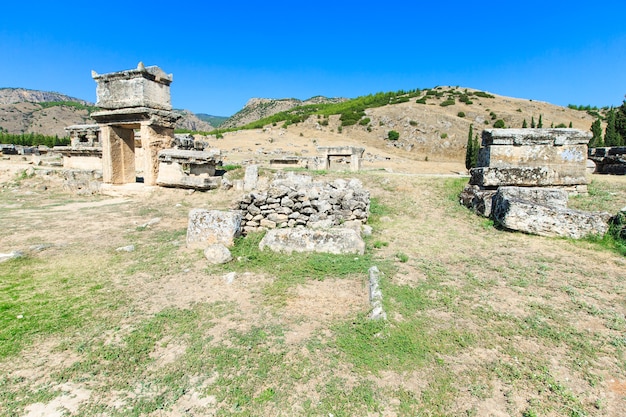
[1,1,625,117]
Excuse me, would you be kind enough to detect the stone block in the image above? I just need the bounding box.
[186,209,242,249]
[482,128,592,146]
[492,192,610,239]
[259,227,365,255]
[478,144,588,171]
[470,167,587,187]
[92,64,173,110]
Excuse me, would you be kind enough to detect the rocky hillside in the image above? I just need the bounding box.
[0,89,216,137]
[0,88,91,106]
[215,87,602,162]
[221,96,347,129]
[174,110,215,132]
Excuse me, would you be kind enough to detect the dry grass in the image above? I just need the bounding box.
[0,168,625,416]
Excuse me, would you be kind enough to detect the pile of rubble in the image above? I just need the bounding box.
[236,173,370,235]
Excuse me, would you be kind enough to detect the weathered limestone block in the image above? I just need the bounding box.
[92,63,173,110]
[470,166,587,187]
[495,186,569,209]
[478,144,588,172]
[482,128,592,146]
[186,209,242,249]
[259,228,365,255]
[492,191,610,239]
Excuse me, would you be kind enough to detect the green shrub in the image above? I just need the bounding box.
[440,133,448,139]
[415,97,427,104]
[359,117,371,126]
[474,91,495,98]
[457,112,465,118]
[493,119,506,128]
[440,99,455,107]
[387,130,400,141]
[409,120,418,126]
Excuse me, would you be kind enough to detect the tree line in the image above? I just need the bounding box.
[0,131,70,147]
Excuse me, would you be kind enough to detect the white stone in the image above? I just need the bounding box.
[204,244,232,264]
[186,209,242,249]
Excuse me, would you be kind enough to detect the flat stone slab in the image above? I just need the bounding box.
[470,166,587,187]
[259,227,365,255]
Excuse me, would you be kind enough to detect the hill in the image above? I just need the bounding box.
[221,96,348,129]
[213,87,602,163]
[0,88,92,106]
[0,90,218,137]
[196,113,229,128]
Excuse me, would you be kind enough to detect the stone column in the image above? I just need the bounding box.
[350,153,361,171]
[140,123,174,186]
[101,125,136,184]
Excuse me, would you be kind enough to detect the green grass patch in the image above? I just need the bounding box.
[0,256,122,358]
[213,232,382,306]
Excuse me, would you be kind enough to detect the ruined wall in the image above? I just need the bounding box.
[237,175,370,234]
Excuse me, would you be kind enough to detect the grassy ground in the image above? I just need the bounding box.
[0,169,625,416]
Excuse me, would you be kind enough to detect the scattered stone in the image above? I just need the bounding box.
[0,251,24,263]
[140,217,161,228]
[204,244,233,264]
[368,266,387,321]
[29,244,53,252]
[259,227,365,255]
[186,209,242,249]
[223,272,237,284]
[116,245,135,252]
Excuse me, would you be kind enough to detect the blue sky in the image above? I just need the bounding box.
[1,1,625,116]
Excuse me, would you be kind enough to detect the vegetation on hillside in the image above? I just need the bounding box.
[207,87,502,136]
[36,101,99,115]
[195,113,228,127]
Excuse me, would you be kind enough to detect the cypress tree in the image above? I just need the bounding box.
[531,117,536,128]
[465,124,474,170]
[605,108,622,146]
[590,118,604,147]
[471,134,480,168]
[569,121,573,128]
[522,119,528,128]
[537,114,543,128]
[615,99,626,144]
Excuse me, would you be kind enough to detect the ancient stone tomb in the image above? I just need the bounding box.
[90,63,181,185]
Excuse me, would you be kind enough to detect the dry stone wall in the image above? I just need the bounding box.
[236,174,370,235]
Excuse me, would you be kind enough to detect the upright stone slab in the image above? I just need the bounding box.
[244,165,259,191]
[186,209,242,249]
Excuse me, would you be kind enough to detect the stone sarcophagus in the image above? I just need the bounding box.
[92,63,173,111]
[472,129,591,188]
